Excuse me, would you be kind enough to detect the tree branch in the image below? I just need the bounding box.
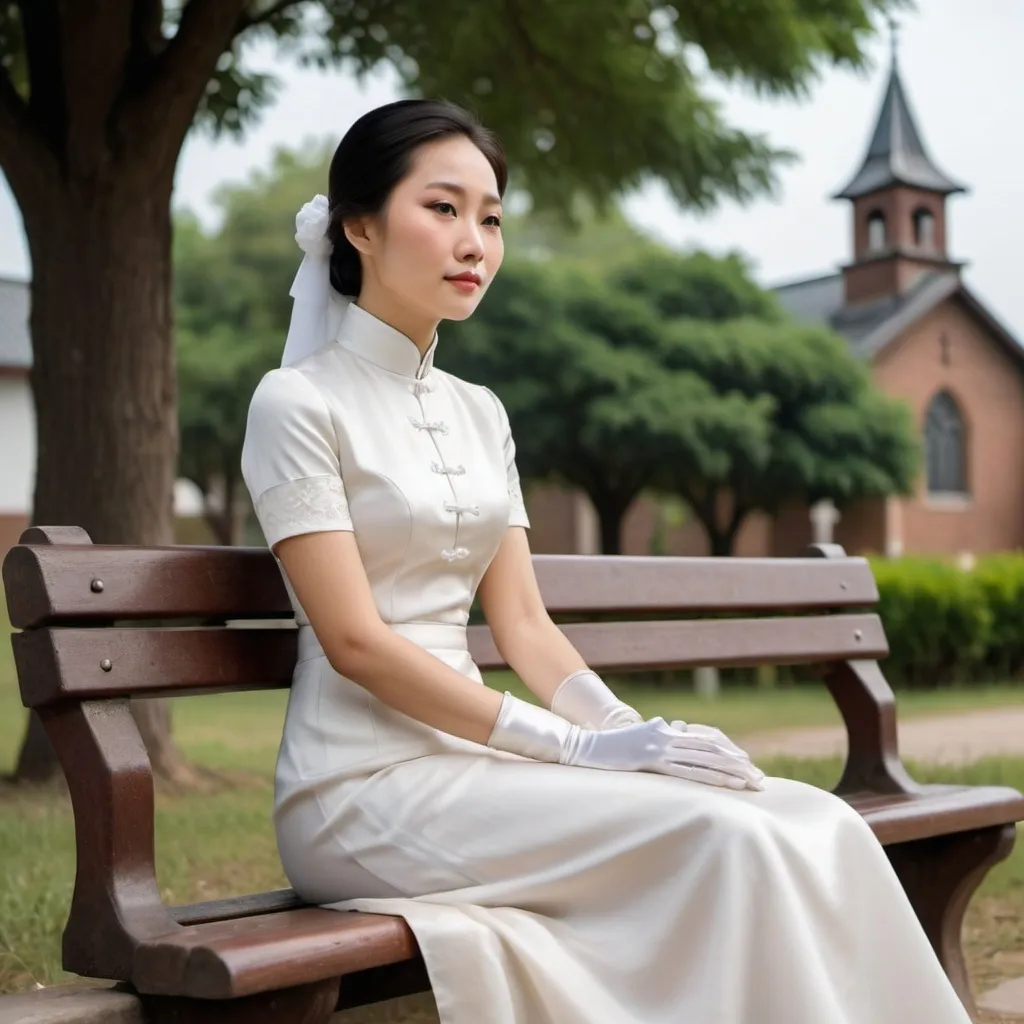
[17,0,66,163]
[0,53,57,204]
[131,0,167,58]
[235,0,306,35]
[119,0,249,168]
[53,0,138,174]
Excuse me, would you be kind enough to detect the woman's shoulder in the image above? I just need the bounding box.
[249,364,327,418]
[245,362,348,454]
[433,368,504,416]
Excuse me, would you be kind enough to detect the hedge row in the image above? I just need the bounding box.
[869,554,1024,687]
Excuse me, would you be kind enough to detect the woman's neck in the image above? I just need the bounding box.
[355,285,438,356]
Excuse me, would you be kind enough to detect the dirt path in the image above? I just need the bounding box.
[739,707,1024,765]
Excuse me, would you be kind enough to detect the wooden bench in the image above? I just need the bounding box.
[4,525,1024,1022]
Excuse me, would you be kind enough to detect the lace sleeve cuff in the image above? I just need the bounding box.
[254,474,353,549]
[508,476,530,529]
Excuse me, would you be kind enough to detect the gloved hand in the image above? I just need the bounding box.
[670,721,766,789]
[488,692,764,790]
[549,669,765,788]
[550,669,644,731]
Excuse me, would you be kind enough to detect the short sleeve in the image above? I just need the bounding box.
[241,368,354,550]
[484,387,530,529]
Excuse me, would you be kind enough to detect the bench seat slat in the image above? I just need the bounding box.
[171,889,306,926]
[4,545,879,629]
[134,783,1024,1000]
[132,909,417,999]
[846,785,1024,845]
[14,615,887,707]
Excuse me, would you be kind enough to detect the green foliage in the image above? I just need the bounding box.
[653,314,921,517]
[173,145,332,537]
[2,1,900,214]
[611,247,782,322]
[870,554,1024,687]
[974,555,1024,678]
[446,244,920,554]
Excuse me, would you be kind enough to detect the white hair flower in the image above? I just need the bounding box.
[294,194,333,257]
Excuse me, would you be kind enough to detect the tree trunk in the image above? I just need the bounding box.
[704,513,749,556]
[689,489,747,557]
[591,493,632,555]
[13,174,191,784]
[203,474,249,546]
[706,528,735,557]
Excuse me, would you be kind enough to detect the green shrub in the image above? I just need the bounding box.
[869,554,1024,688]
[973,554,1024,678]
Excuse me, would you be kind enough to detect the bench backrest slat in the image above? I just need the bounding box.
[15,614,886,708]
[4,545,878,630]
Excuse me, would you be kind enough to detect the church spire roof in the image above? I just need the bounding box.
[834,27,965,200]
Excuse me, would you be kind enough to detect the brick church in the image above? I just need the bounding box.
[527,52,1024,559]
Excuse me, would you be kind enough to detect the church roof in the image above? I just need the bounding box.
[834,58,965,199]
[773,271,1024,367]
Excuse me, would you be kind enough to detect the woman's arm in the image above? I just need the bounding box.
[277,530,504,744]
[477,527,593,706]
[479,528,765,789]
[278,528,763,789]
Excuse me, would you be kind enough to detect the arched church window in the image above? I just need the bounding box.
[925,390,967,494]
[867,211,887,253]
[913,207,936,252]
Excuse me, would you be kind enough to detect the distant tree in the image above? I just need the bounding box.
[177,323,279,545]
[447,249,920,556]
[442,262,768,554]
[652,316,920,554]
[174,148,330,545]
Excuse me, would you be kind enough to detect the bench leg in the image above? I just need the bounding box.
[884,823,1017,1018]
[139,977,341,1023]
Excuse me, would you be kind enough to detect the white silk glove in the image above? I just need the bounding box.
[550,669,644,731]
[673,721,766,789]
[550,669,764,789]
[487,692,764,790]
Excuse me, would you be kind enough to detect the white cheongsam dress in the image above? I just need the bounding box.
[240,302,972,1024]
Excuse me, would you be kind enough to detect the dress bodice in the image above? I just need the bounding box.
[240,303,531,787]
[241,302,530,629]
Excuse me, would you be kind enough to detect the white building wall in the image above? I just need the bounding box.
[0,375,217,521]
[0,376,34,514]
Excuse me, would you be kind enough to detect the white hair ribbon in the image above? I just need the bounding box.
[280,194,353,367]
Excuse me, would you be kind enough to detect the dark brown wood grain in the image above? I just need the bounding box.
[138,978,341,1024]
[40,700,175,981]
[133,909,419,999]
[885,824,1019,1020]
[171,889,307,926]
[473,614,888,673]
[13,626,300,707]
[4,545,879,630]
[3,530,1022,1017]
[15,614,886,708]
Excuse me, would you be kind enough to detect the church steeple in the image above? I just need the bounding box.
[835,24,966,306]
[835,28,964,200]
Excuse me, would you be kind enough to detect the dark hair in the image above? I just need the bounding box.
[326,99,508,297]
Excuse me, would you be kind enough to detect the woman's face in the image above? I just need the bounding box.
[346,134,505,329]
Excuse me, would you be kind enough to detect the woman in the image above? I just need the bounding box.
[240,99,971,1024]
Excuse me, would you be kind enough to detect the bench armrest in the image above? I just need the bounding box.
[40,699,177,979]
[824,659,920,795]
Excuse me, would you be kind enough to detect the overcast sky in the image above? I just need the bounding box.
[1,0,1021,336]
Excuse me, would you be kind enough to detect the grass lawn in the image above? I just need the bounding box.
[2,605,1024,1016]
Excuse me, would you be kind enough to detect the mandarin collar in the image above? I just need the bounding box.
[336,303,438,380]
